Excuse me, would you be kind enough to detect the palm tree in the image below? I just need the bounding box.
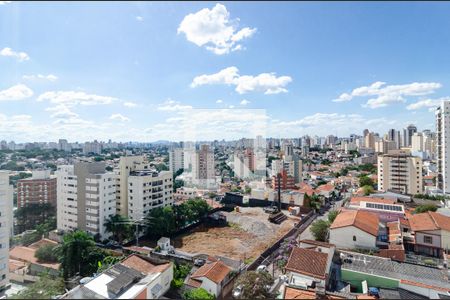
[104,214,132,243]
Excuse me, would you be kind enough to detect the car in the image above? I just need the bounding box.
[194,258,206,267]
[256,265,267,272]
[232,284,243,298]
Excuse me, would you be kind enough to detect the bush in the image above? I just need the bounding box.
[183,288,215,300]
[310,220,330,242]
[359,176,374,188]
[415,204,438,214]
[35,244,58,263]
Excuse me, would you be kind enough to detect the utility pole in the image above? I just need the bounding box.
[277,173,281,212]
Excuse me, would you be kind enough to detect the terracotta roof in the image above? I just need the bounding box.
[350,196,395,205]
[400,279,450,292]
[9,246,60,270]
[28,238,58,250]
[191,261,231,284]
[186,278,202,288]
[409,211,450,232]
[284,287,316,299]
[316,184,335,192]
[300,239,335,248]
[330,210,379,236]
[9,259,26,272]
[285,247,328,280]
[121,254,171,274]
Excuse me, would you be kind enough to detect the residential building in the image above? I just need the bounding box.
[192,145,216,189]
[436,101,450,195]
[364,132,375,150]
[403,124,417,147]
[348,197,405,223]
[56,162,116,239]
[127,170,173,221]
[58,139,71,152]
[233,148,255,179]
[329,210,380,250]
[185,260,232,298]
[0,171,12,291]
[408,211,450,257]
[271,169,296,190]
[83,140,102,155]
[377,149,423,195]
[61,254,173,299]
[17,170,57,209]
[387,129,401,149]
[115,156,150,216]
[411,132,424,152]
[169,148,184,173]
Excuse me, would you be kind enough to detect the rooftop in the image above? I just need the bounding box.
[285,247,329,280]
[330,210,379,236]
[190,260,231,284]
[409,211,450,232]
[283,286,316,299]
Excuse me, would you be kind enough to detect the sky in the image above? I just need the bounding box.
[1,1,450,143]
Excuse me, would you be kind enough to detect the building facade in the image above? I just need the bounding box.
[436,101,450,194]
[17,170,57,209]
[192,145,216,189]
[169,148,184,173]
[0,171,13,290]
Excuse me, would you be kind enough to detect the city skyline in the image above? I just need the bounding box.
[2,2,450,142]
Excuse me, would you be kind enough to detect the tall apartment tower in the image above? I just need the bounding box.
[0,171,14,290]
[17,170,57,209]
[436,101,450,194]
[115,156,150,216]
[169,148,184,173]
[56,162,116,239]
[377,150,423,195]
[387,129,401,149]
[127,170,173,221]
[192,145,216,189]
[403,124,418,147]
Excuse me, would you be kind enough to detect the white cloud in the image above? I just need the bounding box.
[177,3,256,55]
[406,97,450,110]
[136,16,144,21]
[37,91,117,106]
[110,113,130,122]
[240,99,250,105]
[228,105,235,109]
[45,104,79,119]
[123,101,138,108]
[216,99,223,104]
[0,1,12,4]
[333,81,442,108]
[0,84,33,101]
[157,99,193,111]
[191,66,292,94]
[22,74,58,82]
[0,47,29,62]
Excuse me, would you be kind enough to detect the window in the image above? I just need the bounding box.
[424,235,433,244]
[353,235,356,242]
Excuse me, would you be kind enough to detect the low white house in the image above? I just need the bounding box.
[186,261,232,297]
[329,210,379,250]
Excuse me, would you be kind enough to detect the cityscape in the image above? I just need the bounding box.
[2,1,450,300]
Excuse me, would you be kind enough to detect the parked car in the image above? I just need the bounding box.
[232,284,243,298]
[194,258,206,267]
[256,265,267,273]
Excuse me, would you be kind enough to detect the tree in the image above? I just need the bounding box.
[104,214,132,243]
[328,210,339,224]
[35,244,58,263]
[307,194,322,212]
[145,206,177,237]
[362,185,374,196]
[415,204,438,214]
[10,272,64,299]
[359,175,374,188]
[234,271,275,299]
[56,230,106,279]
[310,219,330,242]
[97,255,124,273]
[183,288,215,300]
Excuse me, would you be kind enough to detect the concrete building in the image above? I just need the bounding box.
[17,170,56,209]
[192,145,216,189]
[127,170,173,221]
[83,140,102,155]
[58,139,71,152]
[378,150,423,195]
[403,124,417,148]
[364,132,375,150]
[56,162,116,239]
[387,129,401,149]
[115,156,150,217]
[233,149,255,179]
[375,140,397,154]
[436,101,450,195]
[0,171,12,291]
[411,132,424,152]
[168,148,184,173]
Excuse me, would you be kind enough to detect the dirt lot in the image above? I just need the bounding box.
[172,207,298,261]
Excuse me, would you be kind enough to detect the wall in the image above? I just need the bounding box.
[415,230,442,249]
[341,269,399,292]
[329,226,377,250]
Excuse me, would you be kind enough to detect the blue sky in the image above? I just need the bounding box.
[1,1,450,142]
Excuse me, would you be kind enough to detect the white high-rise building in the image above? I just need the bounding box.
[56,162,116,239]
[83,140,102,155]
[58,139,72,152]
[169,148,184,173]
[0,171,13,290]
[411,132,424,152]
[436,101,450,194]
[127,170,173,221]
[115,156,150,216]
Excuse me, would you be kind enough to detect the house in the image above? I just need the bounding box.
[9,238,60,282]
[284,241,335,292]
[329,210,380,250]
[157,237,171,251]
[316,183,336,199]
[348,197,405,223]
[408,211,450,257]
[185,260,232,298]
[61,254,173,299]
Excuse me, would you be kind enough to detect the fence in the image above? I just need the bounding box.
[247,210,316,271]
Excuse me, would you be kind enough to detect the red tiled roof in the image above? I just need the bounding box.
[28,238,58,250]
[300,239,335,248]
[191,261,231,284]
[330,210,379,236]
[316,184,335,192]
[121,254,171,274]
[409,211,450,232]
[285,247,328,280]
[9,246,60,270]
[350,196,395,205]
[284,287,316,299]
[400,279,450,292]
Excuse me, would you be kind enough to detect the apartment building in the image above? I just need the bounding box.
[377,150,423,195]
[17,170,56,209]
[192,145,216,189]
[0,171,13,291]
[169,148,184,173]
[82,140,102,155]
[56,162,116,239]
[127,170,173,221]
[436,101,450,194]
[115,156,150,216]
